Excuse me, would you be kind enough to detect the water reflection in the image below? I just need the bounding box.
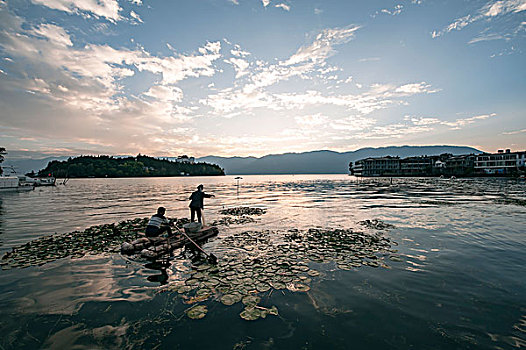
[144,261,170,285]
[0,176,524,349]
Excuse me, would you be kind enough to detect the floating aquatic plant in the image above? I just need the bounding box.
[219,207,266,216]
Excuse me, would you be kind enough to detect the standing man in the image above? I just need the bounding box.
[189,184,214,225]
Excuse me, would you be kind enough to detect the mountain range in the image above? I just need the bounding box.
[197,145,482,174]
[3,145,482,175]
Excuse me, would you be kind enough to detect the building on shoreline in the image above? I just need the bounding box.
[352,149,525,177]
[474,149,526,175]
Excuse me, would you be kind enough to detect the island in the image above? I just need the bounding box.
[37,155,224,178]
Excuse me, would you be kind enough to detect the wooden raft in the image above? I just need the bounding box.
[120,226,219,259]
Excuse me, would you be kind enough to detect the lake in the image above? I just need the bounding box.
[0,175,525,349]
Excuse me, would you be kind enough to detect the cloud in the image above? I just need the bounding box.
[355,123,433,140]
[502,128,526,135]
[261,0,270,7]
[468,33,507,44]
[405,113,497,130]
[0,8,225,155]
[374,4,403,17]
[31,0,122,22]
[32,23,72,46]
[143,85,183,102]
[282,25,360,66]
[314,8,323,15]
[441,113,497,129]
[201,25,363,115]
[130,10,143,23]
[358,57,380,62]
[275,3,290,11]
[224,57,250,78]
[231,45,250,57]
[295,114,329,127]
[432,0,526,38]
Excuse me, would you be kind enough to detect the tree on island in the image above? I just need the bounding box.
[38,154,225,178]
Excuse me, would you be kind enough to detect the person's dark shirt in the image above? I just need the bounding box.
[189,190,212,208]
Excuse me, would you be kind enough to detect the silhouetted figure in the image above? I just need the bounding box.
[189,184,214,224]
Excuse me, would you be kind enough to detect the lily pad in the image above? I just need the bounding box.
[287,283,310,293]
[220,293,242,306]
[240,306,261,321]
[185,305,208,320]
[242,295,261,306]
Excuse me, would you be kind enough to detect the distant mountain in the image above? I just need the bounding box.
[198,145,482,174]
[3,145,482,175]
[3,156,70,175]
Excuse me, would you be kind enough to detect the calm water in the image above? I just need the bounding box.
[0,175,525,349]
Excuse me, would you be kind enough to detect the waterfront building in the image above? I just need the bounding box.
[400,156,434,176]
[351,149,524,177]
[474,149,526,175]
[353,157,400,177]
[443,154,475,176]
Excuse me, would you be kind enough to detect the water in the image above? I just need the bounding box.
[0,175,525,349]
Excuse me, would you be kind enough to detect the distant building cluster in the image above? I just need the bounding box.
[158,155,196,164]
[351,149,526,177]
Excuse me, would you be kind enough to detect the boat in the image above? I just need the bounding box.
[24,175,56,186]
[0,174,34,192]
[0,149,35,191]
[121,225,219,260]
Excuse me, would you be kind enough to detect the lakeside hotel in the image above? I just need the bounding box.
[353,149,526,177]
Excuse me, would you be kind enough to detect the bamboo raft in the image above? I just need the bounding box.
[120,226,219,259]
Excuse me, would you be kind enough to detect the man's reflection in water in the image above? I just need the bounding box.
[145,261,170,285]
[144,245,205,285]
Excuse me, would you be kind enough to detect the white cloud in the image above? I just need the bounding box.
[376,4,403,16]
[358,57,380,62]
[143,85,183,102]
[314,8,323,15]
[0,9,225,154]
[405,113,497,130]
[31,0,122,22]
[275,3,290,11]
[130,10,143,23]
[231,45,251,57]
[225,57,250,78]
[355,123,433,139]
[468,33,507,44]
[433,0,526,38]
[502,128,526,135]
[295,114,329,126]
[441,113,497,129]
[32,23,72,46]
[261,0,270,7]
[282,25,360,66]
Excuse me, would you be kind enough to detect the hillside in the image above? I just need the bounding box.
[38,155,224,178]
[198,146,482,174]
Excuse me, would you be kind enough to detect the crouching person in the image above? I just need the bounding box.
[146,207,172,237]
[146,207,174,256]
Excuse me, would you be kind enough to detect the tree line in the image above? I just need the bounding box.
[38,155,224,178]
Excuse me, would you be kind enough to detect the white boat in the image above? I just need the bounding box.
[0,175,34,192]
[0,149,35,191]
[23,175,56,186]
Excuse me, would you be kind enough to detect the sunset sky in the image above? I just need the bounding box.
[0,0,525,158]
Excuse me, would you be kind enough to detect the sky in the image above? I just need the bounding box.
[0,0,525,158]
